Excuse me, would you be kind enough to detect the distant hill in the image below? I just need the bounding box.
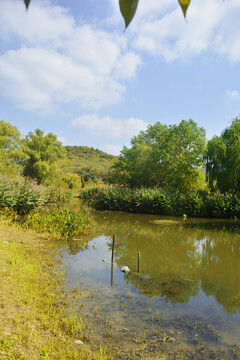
[59,146,117,183]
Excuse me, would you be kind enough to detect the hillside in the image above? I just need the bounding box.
[59,145,117,183]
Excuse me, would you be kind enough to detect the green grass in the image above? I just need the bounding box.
[0,223,108,360]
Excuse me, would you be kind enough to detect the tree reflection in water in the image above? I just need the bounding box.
[64,200,240,313]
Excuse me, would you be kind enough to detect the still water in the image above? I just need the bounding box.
[62,201,240,359]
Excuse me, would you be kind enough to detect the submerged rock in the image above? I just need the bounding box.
[121,266,130,273]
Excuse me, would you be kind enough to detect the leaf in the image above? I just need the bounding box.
[119,0,139,29]
[178,0,191,18]
[23,0,31,10]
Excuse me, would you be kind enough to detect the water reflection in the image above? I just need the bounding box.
[60,200,240,358]
[64,200,240,313]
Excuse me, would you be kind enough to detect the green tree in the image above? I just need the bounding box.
[22,129,65,184]
[110,119,206,193]
[0,120,24,176]
[205,117,240,193]
[61,173,82,189]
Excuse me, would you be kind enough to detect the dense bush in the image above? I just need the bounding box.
[81,186,240,219]
[79,185,109,199]
[0,176,72,214]
[0,177,45,214]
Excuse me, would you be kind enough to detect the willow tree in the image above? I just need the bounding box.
[110,119,206,193]
[205,118,240,193]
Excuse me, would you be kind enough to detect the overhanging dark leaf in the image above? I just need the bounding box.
[119,0,139,29]
[23,0,31,10]
[178,0,191,18]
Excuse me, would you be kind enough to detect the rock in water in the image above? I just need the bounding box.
[121,266,130,273]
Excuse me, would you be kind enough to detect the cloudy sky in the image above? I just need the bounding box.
[0,0,240,154]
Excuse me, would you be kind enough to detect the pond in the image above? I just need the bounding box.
[61,200,240,359]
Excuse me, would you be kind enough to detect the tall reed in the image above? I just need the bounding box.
[80,186,240,219]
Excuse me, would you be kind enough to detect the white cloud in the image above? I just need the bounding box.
[116,0,240,62]
[57,134,67,145]
[1,0,240,114]
[0,0,141,111]
[226,90,240,100]
[71,114,148,139]
[0,0,74,44]
[0,48,125,110]
[102,144,123,155]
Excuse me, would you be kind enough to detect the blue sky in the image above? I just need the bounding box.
[0,0,240,154]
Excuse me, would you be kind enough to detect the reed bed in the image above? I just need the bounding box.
[80,186,240,219]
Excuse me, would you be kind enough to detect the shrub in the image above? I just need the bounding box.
[0,176,46,214]
[0,176,72,214]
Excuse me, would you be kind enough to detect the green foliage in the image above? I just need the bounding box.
[81,186,240,219]
[119,0,139,28]
[178,0,191,18]
[0,176,72,215]
[59,146,116,184]
[23,209,91,238]
[0,176,46,214]
[110,119,206,194]
[45,185,72,203]
[0,120,24,176]
[24,0,191,25]
[79,185,107,199]
[61,172,82,189]
[23,0,30,9]
[205,117,240,193]
[21,129,65,184]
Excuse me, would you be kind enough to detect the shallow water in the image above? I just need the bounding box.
[62,201,240,359]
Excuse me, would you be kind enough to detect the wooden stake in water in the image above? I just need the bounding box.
[111,261,114,287]
[111,234,116,287]
[111,234,116,263]
[138,251,140,273]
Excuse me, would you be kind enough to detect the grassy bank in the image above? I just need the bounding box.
[0,222,106,360]
[80,186,240,219]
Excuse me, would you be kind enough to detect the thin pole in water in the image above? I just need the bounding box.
[111,234,116,263]
[111,262,113,287]
[111,234,116,286]
[138,251,140,273]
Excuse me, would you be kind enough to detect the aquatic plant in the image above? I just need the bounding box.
[80,186,240,219]
[0,176,72,215]
[23,208,91,239]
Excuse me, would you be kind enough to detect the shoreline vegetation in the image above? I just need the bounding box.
[0,176,91,239]
[0,174,107,359]
[80,186,240,219]
[0,177,106,358]
[0,223,107,360]
[1,117,240,358]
